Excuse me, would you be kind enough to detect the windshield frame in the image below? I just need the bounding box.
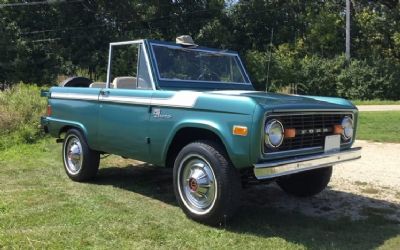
[148,41,252,89]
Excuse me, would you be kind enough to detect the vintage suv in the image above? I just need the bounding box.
[41,37,361,225]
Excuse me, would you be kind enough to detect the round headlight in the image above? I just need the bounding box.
[265,119,284,148]
[341,116,354,140]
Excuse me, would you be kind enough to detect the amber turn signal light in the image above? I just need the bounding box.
[333,124,344,135]
[284,128,296,138]
[232,125,248,136]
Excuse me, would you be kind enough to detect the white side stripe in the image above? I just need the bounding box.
[51,91,201,108]
[51,92,98,101]
[100,96,151,105]
[151,91,201,107]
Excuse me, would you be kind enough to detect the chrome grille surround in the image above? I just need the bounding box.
[263,111,355,154]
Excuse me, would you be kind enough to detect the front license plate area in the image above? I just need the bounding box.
[324,135,340,153]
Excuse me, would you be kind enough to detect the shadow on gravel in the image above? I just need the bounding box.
[94,164,400,249]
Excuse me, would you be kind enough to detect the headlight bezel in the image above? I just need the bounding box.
[264,119,284,148]
[341,116,354,141]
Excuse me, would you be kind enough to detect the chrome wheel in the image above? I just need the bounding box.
[177,154,217,215]
[63,135,83,175]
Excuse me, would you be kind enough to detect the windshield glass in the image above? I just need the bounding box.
[152,44,248,84]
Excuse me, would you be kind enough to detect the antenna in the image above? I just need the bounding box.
[266,28,274,92]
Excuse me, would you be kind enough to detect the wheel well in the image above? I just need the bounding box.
[165,127,226,168]
[59,126,81,138]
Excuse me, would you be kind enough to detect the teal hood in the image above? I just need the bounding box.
[207,90,357,111]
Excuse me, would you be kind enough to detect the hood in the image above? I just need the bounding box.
[208,90,356,111]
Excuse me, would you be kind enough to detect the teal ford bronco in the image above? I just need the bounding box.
[41,36,361,225]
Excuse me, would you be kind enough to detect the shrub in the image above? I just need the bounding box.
[298,55,345,97]
[268,53,400,100]
[336,57,400,100]
[336,59,384,99]
[0,84,47,150]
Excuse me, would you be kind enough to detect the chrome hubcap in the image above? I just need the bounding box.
[178,154,217,214]
[64,136,83,174]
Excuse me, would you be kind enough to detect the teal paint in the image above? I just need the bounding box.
[41,39,359,170]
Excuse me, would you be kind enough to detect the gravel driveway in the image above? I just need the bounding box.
[112,139,400,222]
[357,105,400,112]
[244,140,400,222]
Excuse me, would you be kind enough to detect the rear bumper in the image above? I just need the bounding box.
[254,147,362,180]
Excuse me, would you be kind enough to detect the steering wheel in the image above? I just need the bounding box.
[197,69,220,81]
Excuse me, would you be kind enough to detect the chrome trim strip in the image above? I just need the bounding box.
[51,92,98,101]
[254,147,362,180]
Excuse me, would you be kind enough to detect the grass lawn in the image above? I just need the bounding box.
[1,138,399,249]
[352,100,400,105]
[357,111,400,143]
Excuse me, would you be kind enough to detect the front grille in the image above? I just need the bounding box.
[264,112,353,153]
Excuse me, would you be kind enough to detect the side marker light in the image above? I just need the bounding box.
[233,126,248,136]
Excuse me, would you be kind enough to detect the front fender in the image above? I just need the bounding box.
[162,118,252,169]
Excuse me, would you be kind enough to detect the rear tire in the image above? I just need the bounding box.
[62,129,100,182]
[173,140,241,226]
[277,166,332,197]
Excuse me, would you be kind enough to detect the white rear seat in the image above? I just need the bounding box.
[89,82,106,88]
[112,77,137,89]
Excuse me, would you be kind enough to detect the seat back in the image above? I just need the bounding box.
[112,77,137,89]
[89,82,107,88]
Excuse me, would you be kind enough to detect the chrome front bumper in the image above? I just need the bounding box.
[254,147,362,180]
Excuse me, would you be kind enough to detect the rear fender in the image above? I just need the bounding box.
[47,117,89,141]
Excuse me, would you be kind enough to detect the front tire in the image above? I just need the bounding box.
[173,141,241,225]
[62,129,100,182]
[277,166,332,197]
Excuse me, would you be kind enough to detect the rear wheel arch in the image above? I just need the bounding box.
[59,124,88,140]
[59,125,75,138]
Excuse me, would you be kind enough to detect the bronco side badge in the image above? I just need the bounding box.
[152,108,172,119]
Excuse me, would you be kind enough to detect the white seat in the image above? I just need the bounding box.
[112,76,137,89]
[89,82,106,88]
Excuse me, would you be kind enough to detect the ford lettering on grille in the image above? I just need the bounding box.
[298,127,332,135]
